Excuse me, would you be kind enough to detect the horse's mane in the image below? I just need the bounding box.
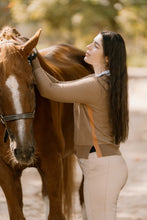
[38,44,93,80]
[37,51,63,77]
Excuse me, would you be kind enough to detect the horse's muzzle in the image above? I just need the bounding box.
[13,145,35,164]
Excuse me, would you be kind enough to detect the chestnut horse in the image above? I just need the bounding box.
[0,26,93,220]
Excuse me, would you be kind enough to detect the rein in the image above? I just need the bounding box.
[0,40,37,142]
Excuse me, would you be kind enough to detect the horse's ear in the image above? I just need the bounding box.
[19,29,42,57]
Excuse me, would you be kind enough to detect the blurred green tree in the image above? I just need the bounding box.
[117,0,147,66]
[0,0,13,28]
[8,0,124,44]
[3,0,147,65]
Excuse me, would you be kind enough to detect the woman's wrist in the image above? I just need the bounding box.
[32,58,41,71]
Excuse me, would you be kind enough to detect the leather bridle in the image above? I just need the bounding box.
[0,111,35,125]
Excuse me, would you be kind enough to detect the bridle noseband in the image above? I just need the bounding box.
[0,111,35,143]
[0,111,35,125]
[0,40,37,143]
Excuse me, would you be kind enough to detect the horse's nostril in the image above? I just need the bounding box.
[29,146,35,154]
[14,148,21,157]
[13,145,35,163]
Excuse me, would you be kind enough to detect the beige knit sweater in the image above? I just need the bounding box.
[33,65,120,159]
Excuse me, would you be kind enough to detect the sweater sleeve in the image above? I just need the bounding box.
[33,65,100,104]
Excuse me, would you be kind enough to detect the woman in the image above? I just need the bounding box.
[32,31,129,220]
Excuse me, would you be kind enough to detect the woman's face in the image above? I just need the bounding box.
[84,33,106,69]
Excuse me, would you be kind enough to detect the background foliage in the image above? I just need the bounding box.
[0,0,147,66]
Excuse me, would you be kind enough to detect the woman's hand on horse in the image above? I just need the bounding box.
[32,57,41,71]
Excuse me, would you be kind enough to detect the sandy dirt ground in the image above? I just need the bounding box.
[0,67,147,220]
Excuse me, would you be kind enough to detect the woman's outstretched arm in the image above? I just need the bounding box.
[32,58,100,105]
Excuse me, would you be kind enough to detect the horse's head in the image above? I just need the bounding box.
[0,27,41,164]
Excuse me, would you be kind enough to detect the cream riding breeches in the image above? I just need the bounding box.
[78,153,128,220]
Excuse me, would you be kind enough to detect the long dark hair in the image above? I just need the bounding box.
[101,31,129,144]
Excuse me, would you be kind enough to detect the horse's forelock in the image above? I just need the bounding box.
[0,26,21,41]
